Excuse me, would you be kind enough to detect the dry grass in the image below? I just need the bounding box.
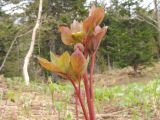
[94,62,160,87]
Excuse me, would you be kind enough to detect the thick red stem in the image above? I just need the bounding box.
[83,48,94,119]
[89,53,96,120]
[70,78,89,120]
[75,80,81,120]
[75,91,79,120]
[83,73,92,119]
[83,48,96,119]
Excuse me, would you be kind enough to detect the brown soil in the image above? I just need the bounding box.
[1,62,160,120]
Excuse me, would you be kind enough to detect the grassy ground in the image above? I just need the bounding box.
[95,79,160,119]
[0,76,160,120]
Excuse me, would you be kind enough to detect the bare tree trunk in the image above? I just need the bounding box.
[154,0,160,58]
[23,0,43,85]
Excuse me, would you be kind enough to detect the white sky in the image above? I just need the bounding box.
[2,3,26,14]
[87,0,154,9]
[1,0,32,14]
[1,0,155,15]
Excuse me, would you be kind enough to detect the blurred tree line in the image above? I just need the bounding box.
[0,0,159,80]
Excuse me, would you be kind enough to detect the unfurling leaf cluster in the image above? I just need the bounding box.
[38,5,107,120]
[38,5,108,81]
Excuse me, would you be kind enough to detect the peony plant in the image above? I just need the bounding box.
[38,5,108,120]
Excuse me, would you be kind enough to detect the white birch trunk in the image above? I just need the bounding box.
[23,0,43,85]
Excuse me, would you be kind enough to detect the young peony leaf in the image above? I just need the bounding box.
[59,26,74,45]
[89,5,105,25]
[59,20,84,45]
[70,49,88,77]
[93,26,108,51]
[83,16,95,34]
[70,20,83,33]
[84,26,108,53]
[83,5,105,34]
[38,57,62,73]
[58,51,71,72]
[50,51,71,73]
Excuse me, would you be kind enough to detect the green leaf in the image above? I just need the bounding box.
[49,83,55,93]
[66,113,72,120]
[58,51,71,72]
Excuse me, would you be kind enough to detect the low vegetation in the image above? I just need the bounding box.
[0,77,160,119]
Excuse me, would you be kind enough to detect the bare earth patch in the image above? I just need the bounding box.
[1,62,160,120]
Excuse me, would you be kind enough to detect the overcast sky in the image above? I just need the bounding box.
[2,0,155,14]
[86,0,154,9]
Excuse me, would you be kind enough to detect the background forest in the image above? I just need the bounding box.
[0,0,159,80]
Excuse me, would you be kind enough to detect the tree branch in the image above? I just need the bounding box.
[0,29,32,72]
[136,15,159,31]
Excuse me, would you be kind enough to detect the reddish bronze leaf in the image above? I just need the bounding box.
[71,49,88,77]
[83,6,105,34]
[59,26,74,45]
